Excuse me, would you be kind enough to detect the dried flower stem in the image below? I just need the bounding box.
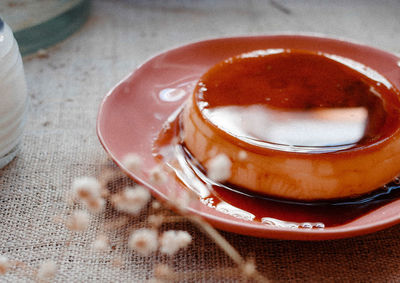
[187,215,269,283]
[189,215,243,264]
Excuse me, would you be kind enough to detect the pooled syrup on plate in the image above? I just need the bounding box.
[153,49,400,229]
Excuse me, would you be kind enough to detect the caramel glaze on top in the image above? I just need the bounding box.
[194,50,400,156]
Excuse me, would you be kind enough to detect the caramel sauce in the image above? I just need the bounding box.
[195,50,400,153]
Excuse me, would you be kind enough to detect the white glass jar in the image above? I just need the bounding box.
[0,19,28,168]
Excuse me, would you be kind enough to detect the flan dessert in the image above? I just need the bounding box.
[182,49,400,201]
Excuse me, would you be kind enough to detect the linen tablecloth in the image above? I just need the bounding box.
[1,1,400,282]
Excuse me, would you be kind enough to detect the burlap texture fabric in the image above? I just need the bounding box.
[1,1,400,282]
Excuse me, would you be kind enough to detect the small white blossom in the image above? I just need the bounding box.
[128,229,158,256]
[151,201,161,210]
[66,210,90,232]
[242,260,256,277]
[238,150,248,160]
[122,153,143,173]
[149,166,168,185]
[72,177,102,201]
[206,154,232,182]
[91,235,110,252]
[0,255,10,275]
[159,230,192,256]
[37,260,57,281]
[86,197,106,213]
[71,177,105,214]
[111,185,151,215]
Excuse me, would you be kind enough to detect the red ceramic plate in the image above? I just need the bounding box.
[97,35,400,240]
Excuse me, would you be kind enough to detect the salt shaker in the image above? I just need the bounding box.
[0,18,28,168]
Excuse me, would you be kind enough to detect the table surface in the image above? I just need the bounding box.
[2,0,400,282]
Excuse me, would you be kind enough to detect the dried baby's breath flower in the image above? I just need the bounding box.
[154,264,175,280]
[128,228,158,256]
[242,260,256,277]
[206,154,232,182]
[122,153,143,173]
[238,150,248,160]
[72,176,102,201]
[159,230,192,256]
[91,234,110,252]
[66,210,90,232]
[111,185,151,215]
[149,166,168,185]
[0,255,10,275]
[37,260,57,281]
[151,201,161,210]
[71,178,106,213]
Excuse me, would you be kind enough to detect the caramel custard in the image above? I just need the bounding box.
[182,49,400,201]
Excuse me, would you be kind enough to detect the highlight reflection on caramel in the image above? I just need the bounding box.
[204,105,369,151]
